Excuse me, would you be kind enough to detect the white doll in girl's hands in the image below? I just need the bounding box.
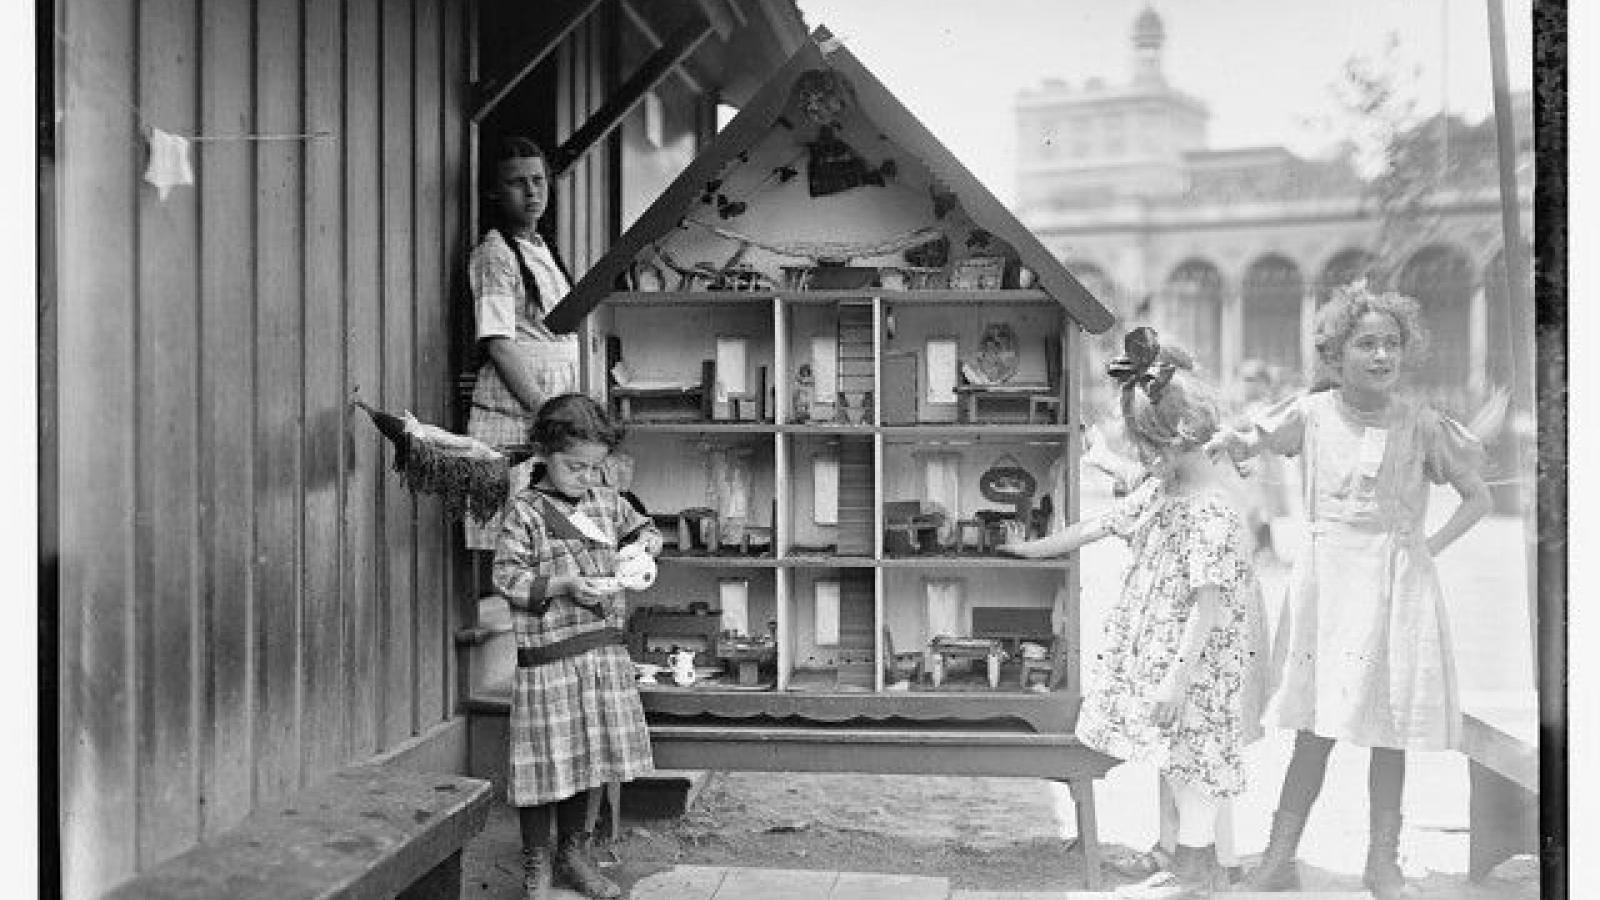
[613,540,658,591]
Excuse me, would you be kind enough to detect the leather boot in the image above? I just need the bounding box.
[1363,808,1406,900]
[1242,809,1307,891]
[1115,844,1214,900]
[521,846,553,900]
[556,831,622,899]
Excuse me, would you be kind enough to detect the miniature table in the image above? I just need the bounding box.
[954,383,1057,423]
[928,637,1004,689]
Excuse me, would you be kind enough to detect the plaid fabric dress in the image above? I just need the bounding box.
[465,230,581,550]
[494,485,658,806]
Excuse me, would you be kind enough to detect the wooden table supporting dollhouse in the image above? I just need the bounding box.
[647,722,1117,889]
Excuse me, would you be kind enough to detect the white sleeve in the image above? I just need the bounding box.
[469,239,520,340]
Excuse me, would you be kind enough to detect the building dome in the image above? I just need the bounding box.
[1133,6,1165,48]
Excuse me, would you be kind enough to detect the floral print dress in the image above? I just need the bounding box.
[1074,478,1256,798]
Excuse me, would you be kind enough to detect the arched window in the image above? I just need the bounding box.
[1316,248,1376,304]
[1160,260,1224,378]
[1242,254,1304,372]
[1396,244,1474,390]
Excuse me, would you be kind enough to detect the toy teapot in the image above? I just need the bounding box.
[667,649,698,687]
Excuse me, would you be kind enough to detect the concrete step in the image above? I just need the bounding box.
[630,866,948,900]
[628,866,1374,900]
[952,893,1371,900]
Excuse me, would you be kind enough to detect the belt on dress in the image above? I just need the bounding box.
[517,627,627,668]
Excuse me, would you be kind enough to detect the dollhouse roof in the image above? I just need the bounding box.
[545,27,1116,334]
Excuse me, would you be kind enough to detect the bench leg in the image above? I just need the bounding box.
[1065,777,1103,890]
[1469,760,1539,881]
[397,849,463,900]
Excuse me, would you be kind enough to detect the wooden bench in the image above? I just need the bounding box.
[105,764,494,900]
[1459,690,1540,881]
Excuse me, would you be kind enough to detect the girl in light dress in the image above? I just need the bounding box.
[1213,283,1491,898]
[1004,327,1261,899]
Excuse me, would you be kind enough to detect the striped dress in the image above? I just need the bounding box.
[493,484,658,806]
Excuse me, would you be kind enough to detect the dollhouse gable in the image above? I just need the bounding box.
[546,27,1115,334]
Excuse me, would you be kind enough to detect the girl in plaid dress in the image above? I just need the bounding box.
[494,395,662,899]
[466,136,582,550]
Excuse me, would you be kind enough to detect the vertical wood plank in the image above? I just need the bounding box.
[343,0,384,761]
[57,0,140,893]
[253,0,306,801]
[301,0,350,782]
[134,0,203,866]
[197,0,258,840]
[440,0,470,710]
[411,0,448,730]
[380,0,419,749]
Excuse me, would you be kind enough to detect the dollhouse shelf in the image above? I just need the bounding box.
[658,555,782,569]
[657,555,1067,569]
[628,422,780,434]
[626,424,1071,437]
[878,425,1070,440]
[876,556,1073,569]
[605,289,1057,307]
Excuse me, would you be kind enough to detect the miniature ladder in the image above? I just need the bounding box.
[835,301,875,424]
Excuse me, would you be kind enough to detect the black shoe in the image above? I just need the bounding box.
[1243,809,1307,891]
[557,832,622,899]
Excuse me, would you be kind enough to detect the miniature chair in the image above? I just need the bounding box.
[883,627,925,686]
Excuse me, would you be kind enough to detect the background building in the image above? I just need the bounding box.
[1016,5,1533,422]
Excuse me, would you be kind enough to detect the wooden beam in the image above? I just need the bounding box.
[470,0,604,125]
[694,0,737,40]
[544,30,826,333]
[619,0,706,93]
[552,13,714,176]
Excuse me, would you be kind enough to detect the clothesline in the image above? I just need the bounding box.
[55,28,336,143]
[681,217,942,261]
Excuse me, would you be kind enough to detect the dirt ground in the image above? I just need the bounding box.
[615,772,1087,891]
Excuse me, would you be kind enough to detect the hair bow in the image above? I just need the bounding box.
[1106,326,1176,402]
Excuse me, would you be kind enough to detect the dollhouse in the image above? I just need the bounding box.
[547,27,1121,884]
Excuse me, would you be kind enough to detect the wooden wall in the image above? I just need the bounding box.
[52,0,468,895]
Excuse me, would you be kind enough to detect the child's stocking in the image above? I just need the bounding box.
[1277,729,1335,814]
[1244,730,1331,890]
[1169,777,1218,848]
[1158,776,1178,855]
[518,805,556,900]
[1365,748,1407,899]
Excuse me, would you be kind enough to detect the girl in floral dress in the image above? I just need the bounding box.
[1005,327,1255,899]
[1214,284,1491,899]
[495,394,663,899]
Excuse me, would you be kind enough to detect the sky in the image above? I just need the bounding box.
[795,0,1535,204]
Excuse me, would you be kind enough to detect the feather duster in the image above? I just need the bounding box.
[355,400,535,524]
